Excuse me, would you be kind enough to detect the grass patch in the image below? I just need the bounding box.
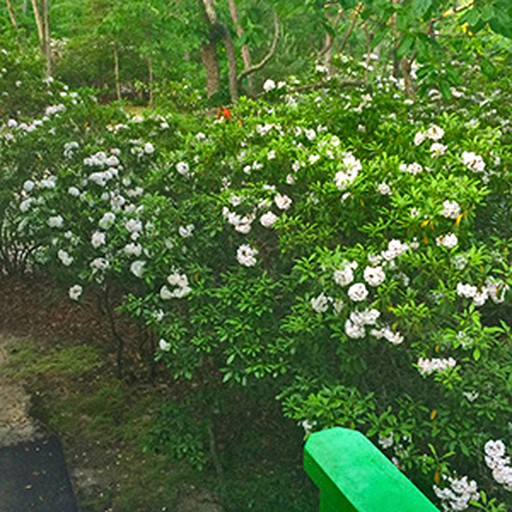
[6,342,102,379]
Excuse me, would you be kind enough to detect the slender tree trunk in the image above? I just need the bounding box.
[222,28,239,102]
[6,0,19,31]
[200,0,221,99]
[364,23,371,83]
[201,39,221,98]
[228,0,254,95]
[6,0,23,50]
[320,9,343,77]
[113,44,122,101]
[31,0,52,77]
[400,57,414,98]
[42,0,51,77]
[30,0,44,47]
[147,56,154,108]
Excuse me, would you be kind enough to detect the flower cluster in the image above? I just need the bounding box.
[434,475,479,511]
[484,440,512,491]
[417,357,457,376]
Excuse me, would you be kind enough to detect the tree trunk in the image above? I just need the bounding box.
[400,57,414,98]
[228,0,254,95]
[30,0,44,47]
[147,56,154,108]
[199,0,221,99]
[364,23,371,83]
[31,0,52,77]
[201,39,221,99]
[113,44,121,101]
[6,0,19,31]
[222,28,239,102]
[42,0,51,77]
[319,9,343,77]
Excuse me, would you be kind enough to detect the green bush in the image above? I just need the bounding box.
[2,45,512,510]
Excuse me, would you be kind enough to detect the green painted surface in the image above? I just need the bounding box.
[304,428,440,512]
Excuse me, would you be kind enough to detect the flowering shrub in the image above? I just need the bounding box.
[1,58,512,510]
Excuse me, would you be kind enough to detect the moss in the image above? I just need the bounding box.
[6,342,102,378]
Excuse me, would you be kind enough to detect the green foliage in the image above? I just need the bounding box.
[1,17,512,510]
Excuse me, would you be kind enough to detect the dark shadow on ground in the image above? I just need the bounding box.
[0,436,77,512]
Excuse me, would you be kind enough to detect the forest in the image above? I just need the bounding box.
[1,0,512,511]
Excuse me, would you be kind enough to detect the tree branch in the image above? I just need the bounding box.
[338,1,363,55]
[237,11,279,84]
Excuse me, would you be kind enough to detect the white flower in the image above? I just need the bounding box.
[274,193,292,210]
[260,211,278,228]
[399,162,423,175]
[130,260,145,278]
[286,174,296,185]
[417,357,456,376]
[347,283,369,302]
[106,155,120,167]
[159,338,171,351]
[377,183,391,195]
[167,272,188,288]
[160,285,173,300]
[125,219,143,235]
[414,132,426,146]
[462,151,485,172]
[263,79,276,92]
[382,327,404,345]
[441,200,461,220]
[434,475,479,511]
[333,264,355,287]
[333,153,361,191]
[363,266,385,287]
[426,125,445,141]
[179,224,195,238]
[430,142,447,157]
[144,142,155,154]
[20,198,33,213]
[332,298,344,313]
[68,186,80,197]
[23,180,35,192]
[57,249,73,267]
[48,215,64,228]
[69,284,83,301]
[381,239,409,261]
[311,293,330,313]
[472,288,488,307]
[485,279,508,304]
[237,244,258,267]
[436,233,458,249]
[229,195,242,207]
[378,434,394,449]
[350,308,380,326]
[235,222,251,234]
[90,257,110,271]
[457,283,478,299]
[345,319,366,339]
[305,129,316,141]
[176,161,190,177]
[99,212,116,229]
[124,243,142,257]
[91,231,106,248]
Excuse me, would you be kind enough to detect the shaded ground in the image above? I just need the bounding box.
[0,436,78,512]
[0,275,316,512]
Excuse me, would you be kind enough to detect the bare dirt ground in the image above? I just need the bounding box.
[0,336,42,447]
